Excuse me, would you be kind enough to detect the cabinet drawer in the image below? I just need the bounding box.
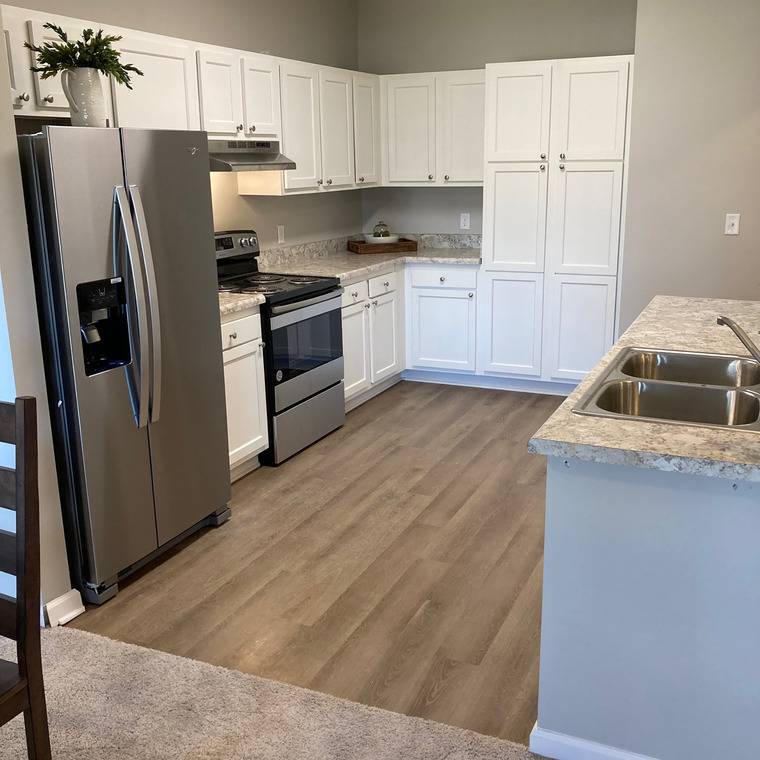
[368,271,397,297]
[410,267,477,289]
[221,314,261,350]
[342,280,369,307]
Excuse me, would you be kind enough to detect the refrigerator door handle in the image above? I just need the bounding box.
[114,186,150,429]
[128,184,163,425]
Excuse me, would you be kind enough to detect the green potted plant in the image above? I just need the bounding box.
[25,23,143,127]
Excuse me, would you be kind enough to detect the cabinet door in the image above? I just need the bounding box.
[319,68,354,188]
[342,301,371,399]
[478,272,543,376]
[439,70,485,184]
[280,60,322,191]
[197,49,243,136]
[111,31,199,129]
[411,288,476,372]
[353,73,381,185]
[241,53,281,138]
[370,291,400,383]
[3,9,31,111]
[482,163,548,272]
[386,75,436,183]
[485,62,551,162]
[28,18,91,113]
[543,274,617,382]
[552,58,630,160]
[223,339,269,467]
[545,161,623,276]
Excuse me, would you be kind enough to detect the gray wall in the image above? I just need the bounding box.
[357,0,637,74]
[361,187,483,235]
[620,0,760,329]
[14,0,359,69]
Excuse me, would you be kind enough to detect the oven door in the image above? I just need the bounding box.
[268,291,344,413]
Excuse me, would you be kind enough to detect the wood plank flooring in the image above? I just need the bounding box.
[69,381,563,746]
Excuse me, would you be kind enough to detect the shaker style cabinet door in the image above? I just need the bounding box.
[352,73,381,186]
[280,60,322,191]
[385,75,436,183]
[545,161,623,276]
[551,58,630,161]
[370,291,401,383]
[197,49,243,136]
[478,272,543,377]
[342,301,371,400]
[484,62,552,162]
[482,163,548,272]
[241,53,281,138]
[3,9,30,111]
[110,31,199,129]
[319,67,355,188]
[438,70,485,183]
[542,274,617,382]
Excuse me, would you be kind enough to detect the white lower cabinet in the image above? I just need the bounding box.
[341,300,371,398]
[478,272,543,376]
[370,291,400,382]
[221,313,269,474]
[542,274,617,382]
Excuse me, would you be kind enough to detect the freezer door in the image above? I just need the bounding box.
[120,129,231,545]
[38,126,159,586]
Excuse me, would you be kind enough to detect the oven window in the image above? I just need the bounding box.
[271,308,343,384]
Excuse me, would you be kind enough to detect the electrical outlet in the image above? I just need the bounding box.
[460,212,470,230]
[725,214,741,236]
[277,225,285,244]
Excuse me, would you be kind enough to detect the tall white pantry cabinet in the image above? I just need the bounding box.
[479,56,632,383]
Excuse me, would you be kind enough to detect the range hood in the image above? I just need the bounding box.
[208,139,296,172]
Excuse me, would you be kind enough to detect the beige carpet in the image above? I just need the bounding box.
[0,627,542,759]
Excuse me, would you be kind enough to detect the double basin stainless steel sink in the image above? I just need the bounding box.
[573,347,760,430]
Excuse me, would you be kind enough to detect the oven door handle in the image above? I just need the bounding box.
[270,289,343,316]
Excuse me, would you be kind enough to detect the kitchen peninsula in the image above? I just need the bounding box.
[529,296,760,760]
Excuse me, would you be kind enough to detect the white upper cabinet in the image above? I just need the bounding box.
[2,7,30,111]
[353,73,381,186]
[438,70,485,183]
[109,30,199,130]
[485,62,551,162]
[319,67,354,188]
[280,60,322,191]
[241,53,280,138]
[482,162,548,272]
[385,74,436,183]
[552,58,630,161]
[545,161,623,276]
[197,49,243,136]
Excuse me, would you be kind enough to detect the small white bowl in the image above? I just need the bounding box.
[363,233,399,244]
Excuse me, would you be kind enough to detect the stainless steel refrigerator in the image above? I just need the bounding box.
[18,126,231,604]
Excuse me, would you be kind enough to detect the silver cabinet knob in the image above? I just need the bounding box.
[560,153,566,159]
[372,300,378,306]
[230,332,238,340]
[540,164,546,171]
[383,281,390,287]
[259,341,266,349]
[43,94,54,103]
[559,164,565,170]
[428,174,434,180]
[236,124,243,132]
[317,179,323,185]
[358,176,364,182]
[468,292,474,298]
[444,174,450,180]
[249,125,256,132]
[439,276,445,282]
[18,92,30,102]
[351,291,359,298]
[326,178,333,185]
[364,303,370,309]
[540,152,546,159]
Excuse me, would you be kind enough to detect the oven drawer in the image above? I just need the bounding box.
[221,314,261,350]
[368,271,397,297]
[410,266,477,289]
[342,280,369,307]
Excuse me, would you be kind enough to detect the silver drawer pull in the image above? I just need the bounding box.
[230,332,238,340]
[18,92,30,102]
[468,292,474,298]
[43,94,54,103]
[259,341,266,348]
[383,281,389,287]
[351,291,359,298]
[440,276,445,282]
[372,300,378,306]
[364,303,370,309]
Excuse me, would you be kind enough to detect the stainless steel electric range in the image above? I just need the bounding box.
[215,230,345,465]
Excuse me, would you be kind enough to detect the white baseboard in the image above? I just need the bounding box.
[401,369,576,397]
[530,726,661,760]
[44,588,85,626]
[230,455,261,483]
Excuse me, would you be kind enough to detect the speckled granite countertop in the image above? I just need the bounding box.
[529,296,760,482]
[265,248,481,283]
[219,292,265,317]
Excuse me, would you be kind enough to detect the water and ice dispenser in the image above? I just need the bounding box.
[76,277,131,376]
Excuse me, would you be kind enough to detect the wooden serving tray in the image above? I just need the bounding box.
[347,238,418,254]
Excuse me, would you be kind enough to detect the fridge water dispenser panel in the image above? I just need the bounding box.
[76,278,131,376]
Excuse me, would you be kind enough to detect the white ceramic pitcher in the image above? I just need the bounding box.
[61,68,107,127]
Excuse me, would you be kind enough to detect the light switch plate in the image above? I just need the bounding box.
[725,214,741,235]
[277,225,285,244]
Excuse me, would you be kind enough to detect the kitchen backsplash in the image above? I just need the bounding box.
[259,233,482,268]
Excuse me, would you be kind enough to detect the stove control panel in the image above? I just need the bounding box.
[214,230,260,259]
